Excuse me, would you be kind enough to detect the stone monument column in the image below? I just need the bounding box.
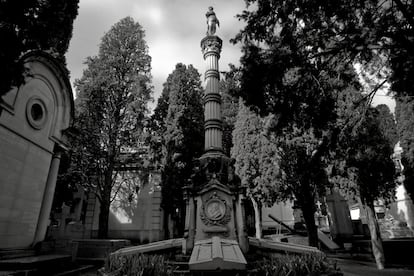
[187,7,247,271]
[201,33,223,154]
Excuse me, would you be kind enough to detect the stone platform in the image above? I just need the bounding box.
[0,254,72,275]
[72,239,130,261]
[111,238,183,257]
[248,237,320,254]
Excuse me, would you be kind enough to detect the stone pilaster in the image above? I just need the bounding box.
[201,35,223,154]
[32,147,62,245]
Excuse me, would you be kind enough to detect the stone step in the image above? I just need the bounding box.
[172,269,191,276]
[0,254,71,271]
[0,250,36,261]
[53,264,96,276]
[0,269,37,276]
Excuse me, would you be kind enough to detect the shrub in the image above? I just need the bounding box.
[103,253,174,276]
[248,253,343,276]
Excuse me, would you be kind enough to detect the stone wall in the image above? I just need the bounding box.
[91,171,164,243]
[0,51,73,249]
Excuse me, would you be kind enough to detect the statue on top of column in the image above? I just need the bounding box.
[206,6,220,36]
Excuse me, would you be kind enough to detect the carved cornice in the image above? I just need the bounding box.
[201,35,223,57]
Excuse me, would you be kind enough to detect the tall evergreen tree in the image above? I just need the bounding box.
[331,102,396,269]
[232,101,280,238]
[70,17,152,238]
[220,71,240,156]
[234,0,414,98]
[0,0,79,97]
[325,87,397,268]
[152,63,204,238]
[233,0,362,247]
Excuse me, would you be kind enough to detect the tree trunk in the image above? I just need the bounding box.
[98,200,109,238]
[302,201,319,247]
[168,213,174,239]
[162,208,170,240]
[250,196,262,239]
[365,202,385,269]
[98,176,112,239]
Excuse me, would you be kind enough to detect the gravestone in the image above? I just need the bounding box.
[0,51,73,249]
[326,190,353,241]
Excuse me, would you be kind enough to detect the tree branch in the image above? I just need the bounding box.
[393,0,414,30]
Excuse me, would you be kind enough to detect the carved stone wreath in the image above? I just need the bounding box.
[200,192,231,226]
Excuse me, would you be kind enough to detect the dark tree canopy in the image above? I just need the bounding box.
[232,0,364,247]
[341,107,396,205]
[375,104,398,148]
[0,0,79,96]
[234,0,414,97]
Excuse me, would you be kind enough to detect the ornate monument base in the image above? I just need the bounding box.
[185,153,248,271]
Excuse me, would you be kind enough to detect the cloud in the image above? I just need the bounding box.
[66,0,246,104]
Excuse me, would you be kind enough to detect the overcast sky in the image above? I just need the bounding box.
[65,0,246,108]
[65,0,395,111]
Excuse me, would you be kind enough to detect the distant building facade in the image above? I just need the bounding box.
[50,149,164,243]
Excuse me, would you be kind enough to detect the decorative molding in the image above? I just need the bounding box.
[26,96,48,130]
[204,69,220,80]
[201,36,223,57]
[204,93,221,104]
[200,192,231,226]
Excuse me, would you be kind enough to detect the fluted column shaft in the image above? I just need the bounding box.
[201,35,223,154]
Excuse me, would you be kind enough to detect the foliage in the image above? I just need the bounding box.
[247,253,343,276]
[220,70,240,156]
[0,0,79,96]
[395,96,414,199]
[232,101,281,237]
[329,88,396,206]
[104,254,174,276]
[329,90,396,268]
[149,63,204,237]
[340,108,396,204]
[67,17,152,237]
[232,101,280,206]
[234,0,414,98]
[375,104,398,148]
[147,85,170,164]
[232,0,364,247]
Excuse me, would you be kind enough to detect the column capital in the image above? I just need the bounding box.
[201,35,222,58]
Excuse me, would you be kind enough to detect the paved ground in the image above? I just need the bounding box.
[333,258,414,276]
